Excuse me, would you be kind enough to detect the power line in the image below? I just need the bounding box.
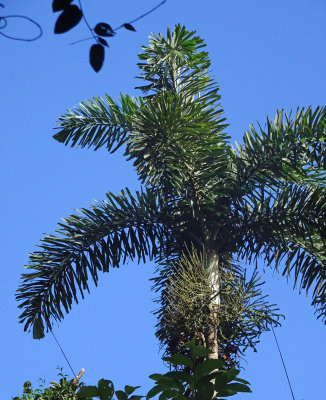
[50,330,77,378]
[271,325,295,400]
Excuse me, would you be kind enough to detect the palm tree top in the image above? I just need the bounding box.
[17,24,326,341]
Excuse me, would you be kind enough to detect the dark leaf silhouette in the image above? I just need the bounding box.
[94,22,115,37]
[123,23,136,32]
[54,5,82,34]
[97,37,109,47]
[52,0,73,12]
[90,44,105,72]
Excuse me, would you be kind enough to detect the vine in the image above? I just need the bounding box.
[0,4,42,42]
[0,1,168,72]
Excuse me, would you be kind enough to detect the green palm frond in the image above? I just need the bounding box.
[236,182,326,319]
[54,24,230,204]
[127,90,229,196]
[16,189,170,339]
[262,240,326,320]
[129,25,231,207]
[53,94,141,152]
[137,25,211,96]
[232,107,326,200]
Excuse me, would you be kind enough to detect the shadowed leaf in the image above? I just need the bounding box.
[77,385,99,398]
[123,23,136,32]
[98,379,115,400]
[52,0,73,12]
[124,386,141,396]
[54,5,82,34]
[90,44,105,72]
[94,22,115,37]
[115,391,128,400]
[226,383,251,393]
[98,37,109,47]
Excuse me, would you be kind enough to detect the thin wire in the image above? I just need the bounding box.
[271,326,295,400]
[50,330,77,378]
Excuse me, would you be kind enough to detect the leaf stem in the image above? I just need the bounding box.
[69,36,93,45]
[113,0,168,31]
[71,0,168,46]
[78,0,98,43]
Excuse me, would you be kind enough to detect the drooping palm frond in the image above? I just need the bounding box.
[236,182,326,319]
[53,94,141,152]
[16,189,170,339]
[231,107,326,201]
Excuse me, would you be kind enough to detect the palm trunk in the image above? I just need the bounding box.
[205,246,220,359]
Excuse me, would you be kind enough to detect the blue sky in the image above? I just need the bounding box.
[2,1,326,399]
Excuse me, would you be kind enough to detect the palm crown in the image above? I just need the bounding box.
[17,26,326,361]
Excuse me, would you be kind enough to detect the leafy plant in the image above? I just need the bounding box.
[147,341,251,400]
[77,379,114,400]
[13,370,79,400]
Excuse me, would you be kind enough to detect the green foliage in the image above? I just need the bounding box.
[17,188,170,338]
[53,95,139,152]
[13,374,115,400]
[148,341,251,399]
[78,379,114,400]
[13,371,78,400]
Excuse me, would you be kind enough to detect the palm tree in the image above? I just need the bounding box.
[17,25,326,362]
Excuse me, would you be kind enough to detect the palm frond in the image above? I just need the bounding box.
[127,90,229,194]
[16,188,170,338]
[136,24,211,96]
[128,25,231,209]
[236,182,326,320]
[232,107,326,200]
[53,94,141,152]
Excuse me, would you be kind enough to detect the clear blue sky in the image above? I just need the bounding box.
[2,1,326,399]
